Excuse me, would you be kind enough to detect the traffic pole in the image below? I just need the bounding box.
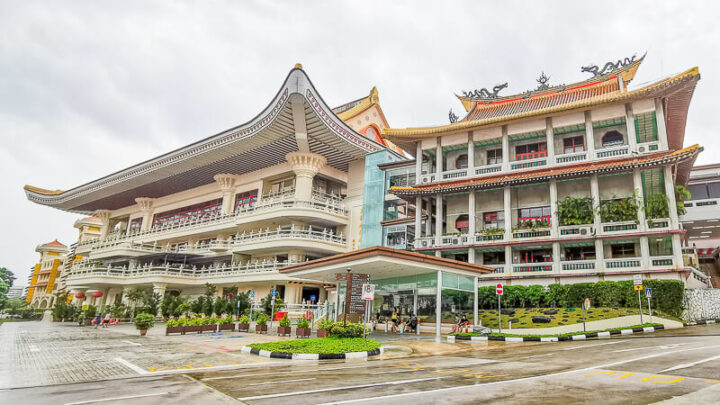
[498,294,502,334]
[647,296,653,323]
[637,289,644,324]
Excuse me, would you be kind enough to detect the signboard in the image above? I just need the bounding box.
[645,288,653,298]
[82,304,89,311]
[633,275,643,285]
[634,284,644,291]
[271,289,276,299]
[250,290,254,300]
[496,283,504,296]
[583,297,591,311]
[361,284,375,300]
[310,294,316,303]
[338,272,370,315]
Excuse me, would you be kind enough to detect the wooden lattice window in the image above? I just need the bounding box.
[634,112,658,143]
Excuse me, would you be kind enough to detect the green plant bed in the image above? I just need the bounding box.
[475,307,679,329]
[489,323,663,338]
[248,337,381,354]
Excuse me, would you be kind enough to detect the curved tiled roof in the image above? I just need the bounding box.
[390,145,702,196]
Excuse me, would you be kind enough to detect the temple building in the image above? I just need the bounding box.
[377,55,711,288]
[26,240,68,308]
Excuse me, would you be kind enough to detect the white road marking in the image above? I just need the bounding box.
[613,343,687,353]
[113,357,149,375]
[318,345,720,404]
[237,377,446,401]
[523,354,554,359]
[201,365,374,381]
[122,340,142,346]
[659,353,720,373]
[28,345,40,352]
[562,340,626,350]
[64,392,168,404]
[247,378,316,386]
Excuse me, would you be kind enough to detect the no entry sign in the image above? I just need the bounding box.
[496,283,504,295]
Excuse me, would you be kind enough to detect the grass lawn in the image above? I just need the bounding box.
[248,337,381,354]
[452,323,663,338]
[475,307,678,329]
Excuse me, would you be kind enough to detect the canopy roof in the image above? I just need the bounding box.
[280,246,492,283]
[390,145,702,196]
[383,64,700,155]
[25,65,397,214]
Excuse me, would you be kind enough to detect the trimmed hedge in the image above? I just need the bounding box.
[478,280,684,317]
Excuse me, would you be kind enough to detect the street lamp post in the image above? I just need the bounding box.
[344,267,351,326]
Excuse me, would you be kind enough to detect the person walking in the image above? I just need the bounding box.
[103,313,111,328]
[94,313,102,329]
[390,308,399,333]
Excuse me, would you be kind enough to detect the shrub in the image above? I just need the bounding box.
[279,314,291,327]
[134,313,156,330]
[599,196,639,223]
[329,322,366,338]
[557,197,594,226]
[297,317,310,329]
[256,314,268,326]
[317,319,333,331]
[238,315,250,324]
[221,315,235,324]
[644,193,670,219]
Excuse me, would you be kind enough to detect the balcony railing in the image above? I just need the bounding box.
[224,226,346,248]
[559,224,593,237]
[595,145,629,159]
[68,260,294,280]
[601,221,638,234]
[475,164,502,175]
[513,263,553,273]
[604,258,641,269]
[561,260,596,271]
[512,228,551,239]
[647,218,670,230]
[475,232,505,243]
[511,156,547,170]
[414,236,436,249]
[636,141,660,154]
[650,256,674,267]
[442,168,468,180]
[485,264,505,274]
[555,151,588,164]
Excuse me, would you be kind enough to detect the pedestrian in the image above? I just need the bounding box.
[94,313,102,329]
[451,314,461,333]
[390,308,399,333]
[103,313,111,328]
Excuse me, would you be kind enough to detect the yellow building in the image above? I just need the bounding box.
[26,240,69,309]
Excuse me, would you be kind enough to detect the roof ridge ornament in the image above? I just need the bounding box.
[581,54,637,77]
[462,82,508,99]
[536,72,551,90]
[448,109,459,123]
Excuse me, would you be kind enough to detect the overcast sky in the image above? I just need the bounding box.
[1,1,718,285]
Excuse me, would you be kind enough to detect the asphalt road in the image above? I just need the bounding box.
[2,322,719,404]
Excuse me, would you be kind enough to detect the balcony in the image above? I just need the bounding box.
[561,260,596,271]
[485,264,506,274]
[604,258,642,269]
[559,224,593,237]
[513,263,553,273]
[601,221,639,234]
[555,151,588,164]
[595,145,629,159]
[438,233,472,247]
[441,168,468,180]
[474,232,505,243]
[512,228,551,240]
[636,141,660,154]
[414,236,436,249]
[222,226,346,253]
[650,256,674,267]
[647,218,670,230]
[475,164,502,176]
[511,156,547,171]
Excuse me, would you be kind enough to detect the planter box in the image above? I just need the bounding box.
[317,329,329,338]
[277,326,292,336]
[184,325,202,334]
[256,324,268,334]
[165,326,184,335]
[202,324,218,333]
[237,323,250,332]
[218,323,235,332]
[83,319,92,326]
[296,327,311,338]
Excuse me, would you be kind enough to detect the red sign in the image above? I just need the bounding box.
[496,283,503,295]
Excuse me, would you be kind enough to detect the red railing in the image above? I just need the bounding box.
[515,151,548,161]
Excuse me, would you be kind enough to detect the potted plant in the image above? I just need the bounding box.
[202,316,219,332]
[237,315,250,332]
[165,318,184,335]
[255,314,268,334]
[317,319,333,338]
[186,317,202,334]
[296,317,311,338]
[277,314,292,336]
[83,305,97,326]
[218,315,236,332]
[134,312,155,336]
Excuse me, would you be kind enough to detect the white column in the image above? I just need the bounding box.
[549,180,559,237]
[671,234,683,269]
[95,210,112,239]
[590,174,604,270]
[625,104,637,151]
[664,165,680,229]
[503,186,512,241]
[425,199,433,236]
[552,242,561,274]
[468,191,476,237]
[655,98,669,150]
[501,126,510,172]
[473,276,479,328]
[467,132,475,175]
[435,194,443,246]
[546,118,555,165]
[415,196,423,245]
[436,270,442,341]
[153,283,167,301]
[505,245,513,275]
[134,198,154,231]
[468,247,475,264]
[286,152,327,201]
[436,138,443,179]
[639,236,651,269]
[632,169,647,232]
[585,111,595,158]
[415,142,423,182]
[214,174,237,214]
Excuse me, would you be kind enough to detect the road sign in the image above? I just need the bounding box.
[583,297,592,310]
[271,289,276,299]
[361,284,375,300]
[645,288,653,298]
[633,274,643,285]
[634,284,644,291]
[82,304,89,311]
[496,283,504,296]
[250,290,254,299]
[310,294,316,303]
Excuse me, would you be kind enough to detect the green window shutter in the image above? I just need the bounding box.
[641,169,665,202]
[634,112,658,143]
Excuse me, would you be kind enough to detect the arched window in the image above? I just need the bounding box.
[455,214,469,232]
[455,154,468,169]
[365,126,377,138]
[602,130,624,147]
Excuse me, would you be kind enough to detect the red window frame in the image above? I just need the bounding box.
[152,198,223,228]
[563,135,585,154]
[234,189,258,211]
[515,143,547,161]
[129,217,143,233]
[487,149,503,165]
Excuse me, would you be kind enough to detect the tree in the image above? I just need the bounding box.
[0,267,16,287]
[260,291,284,315]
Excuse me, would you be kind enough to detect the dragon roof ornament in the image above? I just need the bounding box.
[461,82,508,100]
[582,54,638,77]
